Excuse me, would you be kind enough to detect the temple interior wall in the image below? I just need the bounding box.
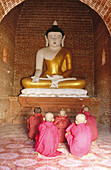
[0,0,111,127]
[93,13,111,126]
[14,0,95,96]
[0,5,23,125]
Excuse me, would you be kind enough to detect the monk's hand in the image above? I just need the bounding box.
[82,105,85,108]
[65,132,71,137]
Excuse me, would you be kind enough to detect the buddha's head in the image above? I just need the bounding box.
[44,112,54,122]
[45,21,65,47]
[75,114,87,124]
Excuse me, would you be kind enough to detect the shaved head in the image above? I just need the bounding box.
[45,112,54,122]
[76,114,86,124]
[82,106,89,112]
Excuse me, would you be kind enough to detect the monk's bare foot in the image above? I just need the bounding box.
[92,140,97,146]
[69,153,74,157]
[35,152,42,156]
[82,152,93,158]
[28,138,33,141]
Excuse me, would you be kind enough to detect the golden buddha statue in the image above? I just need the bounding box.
[22,21,86,89]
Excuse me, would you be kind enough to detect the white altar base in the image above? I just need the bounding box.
[20,88,88,97]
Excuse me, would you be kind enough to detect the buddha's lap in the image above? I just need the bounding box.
[22,77,86,89]
[22,77,52,88]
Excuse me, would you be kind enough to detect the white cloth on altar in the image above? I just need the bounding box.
[31,75,77,88]
[20,88,88,97]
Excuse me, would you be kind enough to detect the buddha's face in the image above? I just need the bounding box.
[47,32,63,48]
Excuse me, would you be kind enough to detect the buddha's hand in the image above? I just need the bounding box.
[31,69,42,83]
[46,75,64,88]
[31,76,39,83]
[46,75,63,81]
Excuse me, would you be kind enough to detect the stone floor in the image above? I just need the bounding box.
[0,123,111,170]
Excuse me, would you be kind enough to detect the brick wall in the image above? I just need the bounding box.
[14,0,95,96]
[0,0,111,35]
[0,4,22,125]
[93,12,111,126]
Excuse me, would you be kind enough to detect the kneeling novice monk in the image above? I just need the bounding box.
[54,109,71,143]
[35,112,62,157]
[65,114,92,157]
[27,107,43,140]
[79,106,98,142]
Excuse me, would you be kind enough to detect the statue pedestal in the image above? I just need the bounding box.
[9,97,100,124]
[20,88,88,97]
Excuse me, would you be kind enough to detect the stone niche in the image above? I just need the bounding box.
[9,96,100,124]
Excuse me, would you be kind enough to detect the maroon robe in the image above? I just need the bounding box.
[35,121,61,157]
[27,113,43,140]
[54,115,71,143]
[66,123,92,157]
[83,111,98,141]
[78,108,83,114]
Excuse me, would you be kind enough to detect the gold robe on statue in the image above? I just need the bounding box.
[22,47,86,89]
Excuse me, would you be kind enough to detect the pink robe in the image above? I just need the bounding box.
[27,113,43,140]
[54,115,71,143]
[35,121,61,157]
[83,111,98,141]
[66,123,92,157]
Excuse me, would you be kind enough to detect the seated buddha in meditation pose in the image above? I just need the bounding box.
[22,21,86,89]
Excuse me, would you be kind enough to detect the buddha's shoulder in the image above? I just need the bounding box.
[37,47,48,53]
[36,48,47,56]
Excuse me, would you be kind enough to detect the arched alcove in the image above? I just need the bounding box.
[0,0,111,126]
[14,0,95,96]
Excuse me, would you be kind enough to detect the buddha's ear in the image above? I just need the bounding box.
[62,35,65,47]
[45,35,48,46]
